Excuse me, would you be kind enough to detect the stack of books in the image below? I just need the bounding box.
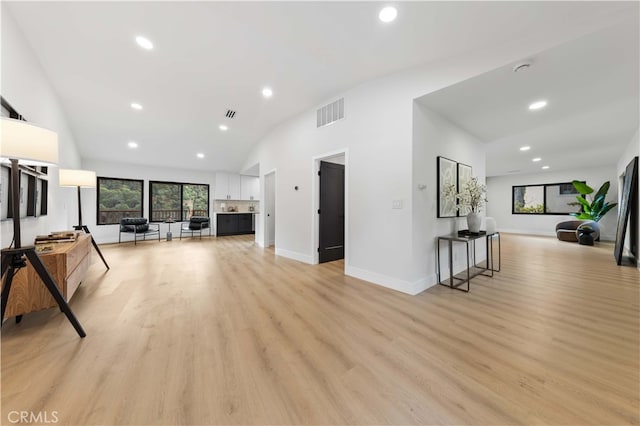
[35,231,79,245]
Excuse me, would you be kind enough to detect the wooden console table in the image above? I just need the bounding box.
[4,234,91,318]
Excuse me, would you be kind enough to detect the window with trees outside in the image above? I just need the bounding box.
[512,181,584,215]
[149,181,209,222]
[97,177,144,225]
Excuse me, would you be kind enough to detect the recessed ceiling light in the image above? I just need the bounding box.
[219,124,228,131]
[197,153,205,159]
[131,102,143,110]
[128,141,138,148]
[379,6,398,22]
[135,36,153,50]
[542,165,550,170]
[532,157,542,162]
[519,146,531,151]
[262,87,273,98]
[529,100,547,110]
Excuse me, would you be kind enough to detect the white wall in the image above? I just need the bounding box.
[616,127,640,266]
[241,11,628,294]
[1,10,82,247]
[412,104,486,291]
[81,159,215,244]
[486,165,619,241]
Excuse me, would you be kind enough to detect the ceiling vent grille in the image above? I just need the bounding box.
[317,98,344,128]
[225,109,237,119]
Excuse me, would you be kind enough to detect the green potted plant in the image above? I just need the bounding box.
[570,180,617,222]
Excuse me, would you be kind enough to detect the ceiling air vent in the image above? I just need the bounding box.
[225,109,237,119]
[317,98,344,128]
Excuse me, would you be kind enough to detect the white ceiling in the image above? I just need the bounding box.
[418,16,639,177]
[4,1,638,173]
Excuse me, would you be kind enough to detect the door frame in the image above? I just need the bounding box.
[264,169,276,248]
[312,149,348,266]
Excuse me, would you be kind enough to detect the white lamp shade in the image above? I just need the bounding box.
[0,117,58,165]
[59,169,96,187]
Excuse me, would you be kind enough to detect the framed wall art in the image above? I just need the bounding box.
[437,156,457,218]
[456,162,472,216]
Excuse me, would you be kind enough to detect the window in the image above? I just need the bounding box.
[97,177,144,225]
[149,181,209,222]
[512,181,585,215]
[1,166,10,220]
[40,179,48,216]
[26,174,36,216]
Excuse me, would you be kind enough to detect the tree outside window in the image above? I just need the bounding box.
[97,177,143,225]
[150,181,209,222]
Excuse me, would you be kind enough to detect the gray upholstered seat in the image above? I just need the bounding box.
[555,220,600,242]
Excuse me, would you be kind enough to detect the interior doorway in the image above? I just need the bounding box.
[313,151,347,265]
[319,161,345,263]
[264,171,276,248]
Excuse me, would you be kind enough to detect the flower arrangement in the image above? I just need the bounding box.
[443,177,487,214]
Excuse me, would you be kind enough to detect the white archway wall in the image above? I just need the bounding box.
[411,104,487,291]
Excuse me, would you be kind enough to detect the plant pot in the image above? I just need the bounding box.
[577,228,595,246]
[466,212,481,233]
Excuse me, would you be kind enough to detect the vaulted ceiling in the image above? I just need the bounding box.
[4,1,638,173]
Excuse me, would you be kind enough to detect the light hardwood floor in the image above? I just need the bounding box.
[1,234,638,425]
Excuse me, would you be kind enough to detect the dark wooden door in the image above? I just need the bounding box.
[319,161,345,263]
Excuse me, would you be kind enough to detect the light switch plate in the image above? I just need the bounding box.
[392,200,403,209]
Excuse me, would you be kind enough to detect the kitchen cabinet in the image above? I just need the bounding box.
[216,213,255,236]
[238,213,253,233]
[215,172,241,200]
[216,214,237,235]
[240,175,259,201]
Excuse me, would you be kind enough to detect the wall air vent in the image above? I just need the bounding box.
[225,109,237,119]
[316,98,344,128]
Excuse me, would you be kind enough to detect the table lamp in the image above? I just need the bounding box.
[0,117,85,337]
[59,168,109,269]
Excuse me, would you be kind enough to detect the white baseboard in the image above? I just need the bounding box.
[345,265,437,295]
[410,274,438,295]
[275,248,314,264]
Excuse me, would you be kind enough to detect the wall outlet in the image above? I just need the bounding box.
[392,200,403,209]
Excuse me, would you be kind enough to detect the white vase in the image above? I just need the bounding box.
[467,212,481,233]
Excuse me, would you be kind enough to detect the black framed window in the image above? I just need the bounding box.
[40,179,48,216]
[26,174,36,216]
[512,181,585,215]
[1,165,11,220]
[97,177,144,225]
[150,181,209,222]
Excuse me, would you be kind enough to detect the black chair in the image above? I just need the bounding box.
[180,216,211,240]
[119,217,160,245]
